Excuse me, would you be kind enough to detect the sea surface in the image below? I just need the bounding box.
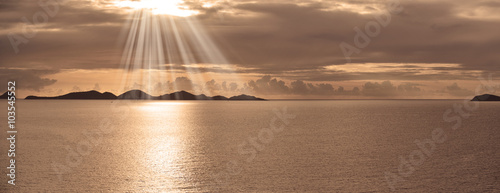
[0,100,499,192]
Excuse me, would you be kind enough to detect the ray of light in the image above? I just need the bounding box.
[118,7,251,98]
[113,0,198,17]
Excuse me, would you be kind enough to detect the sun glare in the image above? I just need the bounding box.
[114,0,198,17]
[115,0,246,98]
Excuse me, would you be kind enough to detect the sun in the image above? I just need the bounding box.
[114,0,199,17]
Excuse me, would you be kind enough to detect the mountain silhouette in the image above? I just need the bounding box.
[25,90,117,100]
[117,90,153,100]
[0,92,8,99]
[25,90,266,101]
[159,90,197,100]
[212,95,229,100]
[229,94,265,100]
[471,94,500,101]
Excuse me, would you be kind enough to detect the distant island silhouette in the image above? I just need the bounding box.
[25,90,116,100]
[471,94,500,101]
[24,90,266,101]
[0,92,8,99]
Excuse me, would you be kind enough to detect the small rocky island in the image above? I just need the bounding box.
[25,90,266,101]
[471,94,500,101]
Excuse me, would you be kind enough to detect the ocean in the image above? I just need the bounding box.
[1,100,499,192]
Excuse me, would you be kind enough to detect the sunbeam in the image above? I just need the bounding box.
[113,0,198,17]
[118,7,246,98]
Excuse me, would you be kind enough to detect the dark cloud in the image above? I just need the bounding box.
[290,80,335,95]
[201,0,500,76]
[172,77,194,91]
[0,0,125,69]
[239,76,422,97]
[0,68,58,92]
[247,75,290,95]
[336,86,361,96]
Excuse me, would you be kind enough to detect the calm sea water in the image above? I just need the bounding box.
[0,100,499,192]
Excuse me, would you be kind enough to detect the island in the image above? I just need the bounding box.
[25,90,266,101]
[25,90,117,100]
[0,92,7,99]
[471,94,500,101]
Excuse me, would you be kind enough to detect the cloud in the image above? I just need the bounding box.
[290,80,335,95]
[0,68,58,92]
[71,85,81,92]
[362,81,397,96]
[93,83,101,91]
[397,83,422,93]
[446,82,474,96]
[221,81,238,92]
[172,77,194,91]
[149,76,195,94]
[0,0,126,69]
[201,0,500,78]
[244,76,421,97]
[1,0,498,76]
[247,75,290,95]
[205,79,221,92]
[113,75,484,98]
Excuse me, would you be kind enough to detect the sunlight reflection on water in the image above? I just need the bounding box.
[2,100,499,192]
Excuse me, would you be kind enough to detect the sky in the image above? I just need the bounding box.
[1,0,499,99]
